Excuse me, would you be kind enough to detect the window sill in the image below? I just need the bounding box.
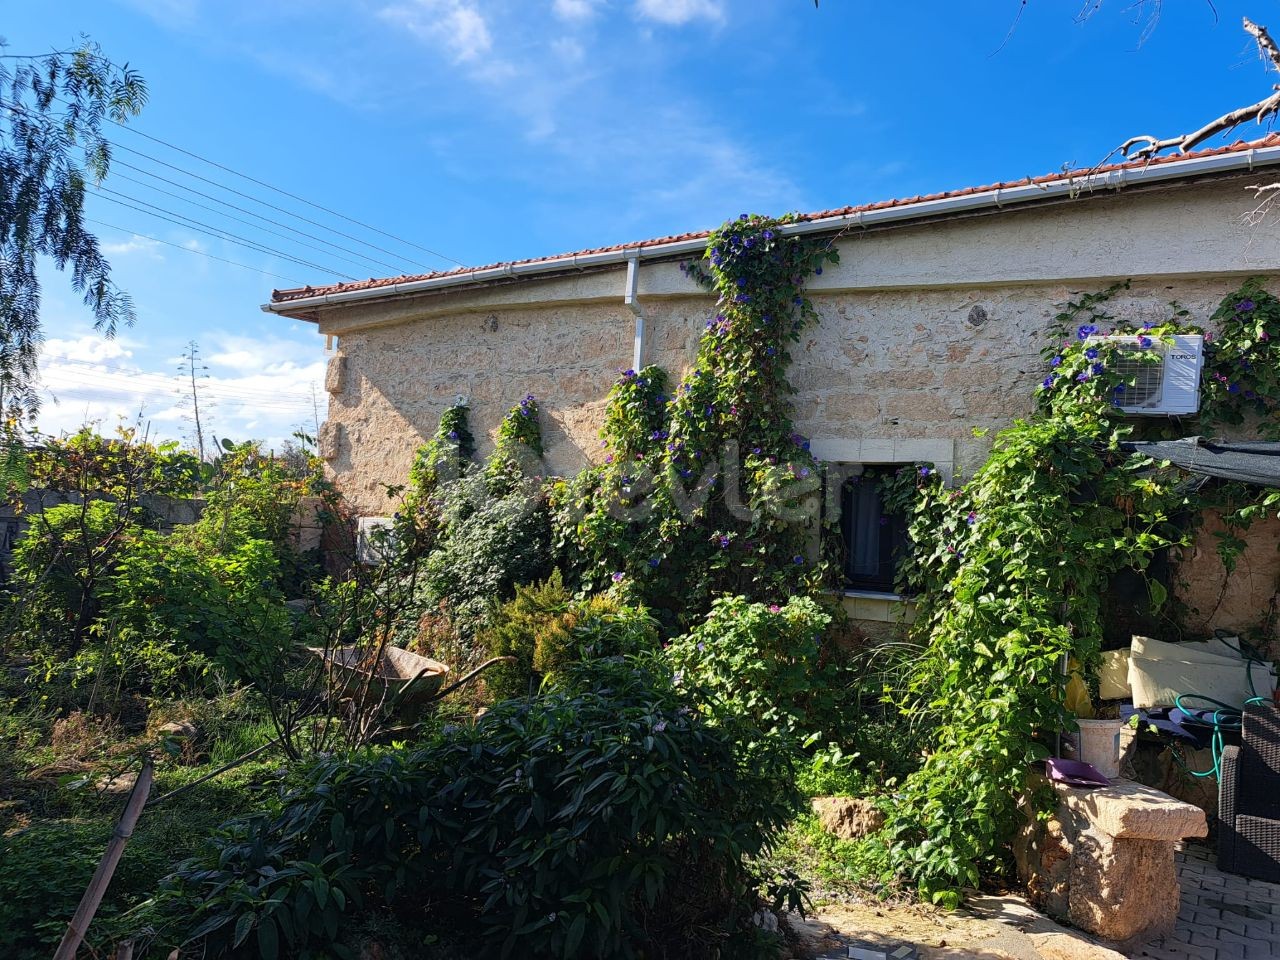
[840,588,908,602]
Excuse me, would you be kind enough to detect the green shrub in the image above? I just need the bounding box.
[155,658,796,960]
[666,595,847,747]
[423,471,553,637]
[482,572,659,699]
[6,500,131,654]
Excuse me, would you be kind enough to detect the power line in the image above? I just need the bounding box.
[109,140,451,274]
[3,96,458,277]
[91,190,356,279]
[109,163,409,274]
[105,116,466,268]
[85,218,306,285]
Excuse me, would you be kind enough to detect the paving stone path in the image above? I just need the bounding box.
[1138,844,1280,960]
[801,843,1280,960]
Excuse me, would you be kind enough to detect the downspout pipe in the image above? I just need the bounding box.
[624,252,644,370]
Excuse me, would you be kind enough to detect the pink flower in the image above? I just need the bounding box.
[768,604,781,613]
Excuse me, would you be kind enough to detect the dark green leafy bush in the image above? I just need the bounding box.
[155,658,796,960]
[423,471,553,637]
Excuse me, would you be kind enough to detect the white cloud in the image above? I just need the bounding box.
[100,236,165,259]
[552,0,603,22]
[380,0,494,63]
[633,0,722,26]
[549,36,585,65]
[44,335,134,364]
[36,331,325,452]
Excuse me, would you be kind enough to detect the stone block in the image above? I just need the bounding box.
[811,797,886,840]
[1061,778,1207,841]
[325,354,347,395]
[1068,828,1179,944]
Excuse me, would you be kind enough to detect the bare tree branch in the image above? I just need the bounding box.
[1120,17,1280,160]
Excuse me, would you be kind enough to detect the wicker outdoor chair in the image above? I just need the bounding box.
[1218,699,1280,883]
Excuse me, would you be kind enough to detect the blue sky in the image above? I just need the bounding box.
[5,0,1276,449]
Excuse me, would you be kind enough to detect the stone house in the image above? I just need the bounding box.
[265,136,1280,636]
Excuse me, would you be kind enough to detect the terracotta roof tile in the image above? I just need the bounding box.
[271,135,1280,305]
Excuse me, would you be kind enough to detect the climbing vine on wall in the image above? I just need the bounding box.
[879,278,1280,902]
[554,214,839,621]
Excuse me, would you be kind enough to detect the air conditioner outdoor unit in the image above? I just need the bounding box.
[1088,333,1205,416]
[356,516,396,565]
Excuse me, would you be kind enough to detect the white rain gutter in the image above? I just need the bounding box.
[263,145,1280,318]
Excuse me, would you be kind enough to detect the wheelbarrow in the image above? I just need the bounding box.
[310,644,513,720]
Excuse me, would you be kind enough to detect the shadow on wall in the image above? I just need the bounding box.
[1173,511,1280,657]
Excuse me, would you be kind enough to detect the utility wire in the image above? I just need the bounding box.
[91,190,356,279]
[45,370,318,409]
[109,140,450,273]
[103,115,466,268]
[109,163,408,274]
[85,218,306,285]
[4,96,456,276]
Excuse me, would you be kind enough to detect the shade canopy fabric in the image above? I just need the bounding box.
[1120,438,1280,488]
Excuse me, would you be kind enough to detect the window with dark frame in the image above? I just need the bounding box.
[840,465,911,594]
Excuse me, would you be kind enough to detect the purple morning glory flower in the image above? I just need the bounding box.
[792,555,805,564]
[1076,372,1091,382]
[648,557,660,568]
[919,466,932,477]
[763,229,775,240]
[966,511,978,525]
[1091,363,1105,375]
[815,267,823,275]
[1077,324,1098,341]
[1238,299,1256,312]
[611,572,624,583]
[448,430,458,439]
[1042,376,1055,389]
[1084,348,1098,361]
[1051,356,1063,367]
[766,346,776,356]
[1138,336,1153,349]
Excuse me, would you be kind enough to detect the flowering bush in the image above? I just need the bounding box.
[1201,281,1280,435]
[561,215,838,623]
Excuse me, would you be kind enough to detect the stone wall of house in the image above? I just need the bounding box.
[319,275,1270,511]
[304,176,1280,630]
[314,178,1280,516]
